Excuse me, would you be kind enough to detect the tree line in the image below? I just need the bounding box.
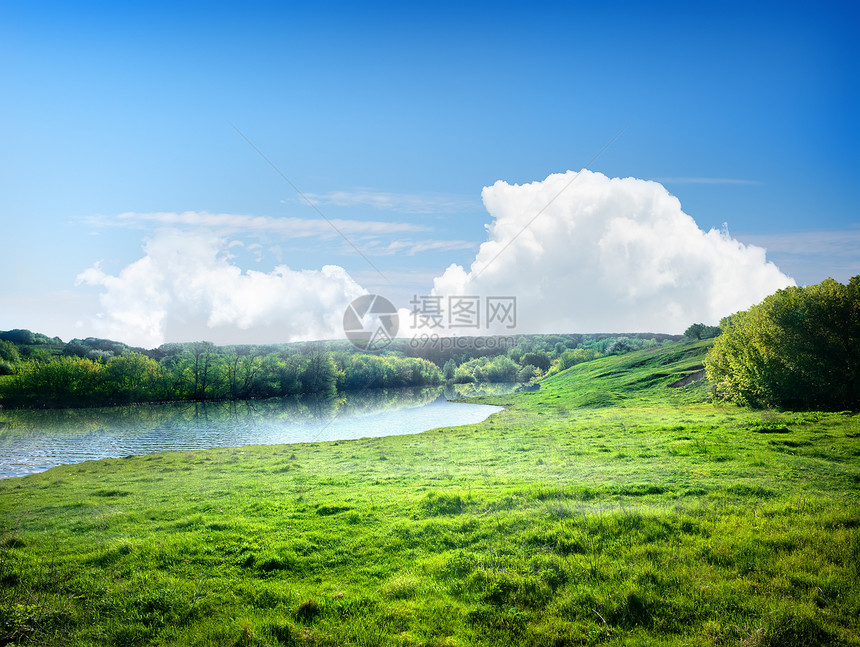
[0,344,442,408]
[0,329,685,408]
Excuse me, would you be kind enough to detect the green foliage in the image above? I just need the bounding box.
[705,276,860,410]
[397,333,681,368]
[337,354,441,390]
[0,340,19,363]
[605,336,661,355]
[454,355,520,383]
[684,323,721,340]
[0,329,60,346]
[606,337,637,354]
[442,359,456,382]
[545,347,603,377]
[0,329,35,345]
[3,356,105,405]
[103,352,166,402]
[516,364,541,382]
[0,345,442,407]
[519,351,551,372]
[64,337,130,359]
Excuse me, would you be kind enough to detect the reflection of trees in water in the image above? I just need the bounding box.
[443,382,520,400]
[0,386,475,438]
[223,387,447,424]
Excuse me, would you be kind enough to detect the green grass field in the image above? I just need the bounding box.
[1,340,858,646]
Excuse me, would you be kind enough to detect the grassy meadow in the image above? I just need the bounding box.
[1,340,858,646]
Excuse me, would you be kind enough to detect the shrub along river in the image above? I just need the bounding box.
[0,384,515,479]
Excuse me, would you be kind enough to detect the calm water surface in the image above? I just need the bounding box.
[0,384,513,479]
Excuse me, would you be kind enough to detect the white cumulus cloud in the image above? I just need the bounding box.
[426,170,795,335]
[76,229,366,348]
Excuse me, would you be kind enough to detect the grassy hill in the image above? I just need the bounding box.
[534,338,713,408]
[1,340,858,646]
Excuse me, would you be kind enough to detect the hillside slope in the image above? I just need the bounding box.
[491,339,713,411]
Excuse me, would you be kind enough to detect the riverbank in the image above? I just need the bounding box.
[1,340,858,646]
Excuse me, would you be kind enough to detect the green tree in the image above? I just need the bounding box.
[442,359,456,383]
[172,342,226,400]
[704,277,860,410]
[0,340,19,363]
[520,351,551,372]
[456,355,521,383]
[684,323,721,340]
[273,354,305,396]
[301,344,339,394]
[3,357,105,405]
[103,352,165,402]
[606,337,635,355]
[222,348,271,399]
[517,364,541,382]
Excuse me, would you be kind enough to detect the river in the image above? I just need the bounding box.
[0,384,514,479]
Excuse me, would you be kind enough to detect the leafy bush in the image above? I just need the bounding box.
[455,356,520,383]
[705,276,860,410]
[0,340,19,362]
[519,351,551,371]
[606,337,636,355]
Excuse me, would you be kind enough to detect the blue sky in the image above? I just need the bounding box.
[2,1,858,346]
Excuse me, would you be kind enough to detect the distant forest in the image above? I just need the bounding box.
[0,328,683,408]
